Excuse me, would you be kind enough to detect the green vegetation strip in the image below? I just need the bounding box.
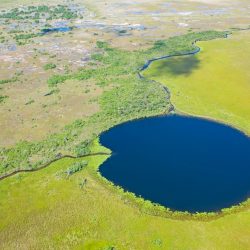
[0,77,17,85]
[0,5,79,20]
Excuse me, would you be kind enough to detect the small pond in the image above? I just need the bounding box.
[99,115,250,212]
[41,26,72,34]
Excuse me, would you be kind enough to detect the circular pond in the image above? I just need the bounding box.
[99,115,250,212]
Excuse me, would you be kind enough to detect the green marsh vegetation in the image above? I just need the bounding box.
[0,30,228,177]
[143,30,250,135]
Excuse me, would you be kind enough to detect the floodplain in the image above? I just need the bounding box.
[0,0,250,249]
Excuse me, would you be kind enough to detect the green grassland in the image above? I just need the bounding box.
[0,141,250,249]
[143,31,250,135]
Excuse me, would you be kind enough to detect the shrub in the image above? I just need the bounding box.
[25,99,35,105]
[74,141,91,157]
[0,77,17,85]
[0,95,8,103]
[43,63,56,70]
[47,74,69,87]
[65,161,88,176]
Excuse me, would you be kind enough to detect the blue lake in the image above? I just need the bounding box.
[41,26,72,34]
[99,115,250,212]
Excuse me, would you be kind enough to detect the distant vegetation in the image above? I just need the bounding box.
[0,5,80,20]
[0,4,83,45]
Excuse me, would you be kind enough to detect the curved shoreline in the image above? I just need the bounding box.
[97,113,250,217]
[176,109,250,138]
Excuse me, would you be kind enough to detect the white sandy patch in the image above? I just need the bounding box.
[187,0,235,5]
[178,23,189,27]
[178,12,193,16]
[0,55,25,63]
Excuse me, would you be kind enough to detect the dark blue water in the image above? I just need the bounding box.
[99,115,250,212]
[41,27,72,34]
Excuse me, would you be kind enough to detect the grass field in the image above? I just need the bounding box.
[1,24,250,249]
[1,141,250,249]
[143,30,250,135]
